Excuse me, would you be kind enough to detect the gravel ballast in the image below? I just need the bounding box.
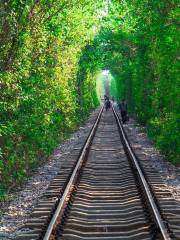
[123,118,180,202]
[0,105,179,239]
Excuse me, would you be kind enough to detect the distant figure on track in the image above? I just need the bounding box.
[105,98,111,111]
[119,99,128,124]
[104,95,108,101]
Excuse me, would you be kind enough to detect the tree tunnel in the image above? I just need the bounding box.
[0,0,179,190]
[76,2,179,165]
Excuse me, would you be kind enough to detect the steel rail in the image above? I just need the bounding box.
[43,106,104,240]
[112,104,171,240]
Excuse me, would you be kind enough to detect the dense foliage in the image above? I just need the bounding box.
[0,0,105,194]
[0,0,179,196]
[101,0,179,163]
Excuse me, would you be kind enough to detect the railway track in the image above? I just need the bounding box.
[16,106,179,240]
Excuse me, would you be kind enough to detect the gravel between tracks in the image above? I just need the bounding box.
[0,109,99,239]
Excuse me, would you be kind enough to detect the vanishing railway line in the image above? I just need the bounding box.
[16,106,179,240]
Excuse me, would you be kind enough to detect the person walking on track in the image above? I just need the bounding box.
[119,99,128,124]
[105,97,111,111]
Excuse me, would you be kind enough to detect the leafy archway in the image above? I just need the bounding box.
[78,0,179,163]
[0,0,179,194]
